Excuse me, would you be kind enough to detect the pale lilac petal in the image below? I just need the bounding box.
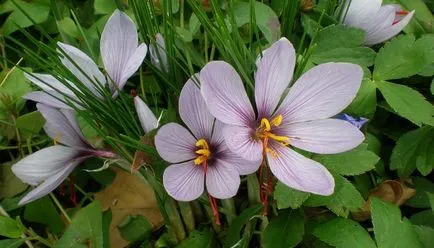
[223,125,263,162]
[18,157,86,205]
[343,0,382,28]
[206,159,240,199]
[149,33,168,72]
[118,43,147,90]
[37,104,90,149]
[179,77,214,140]
[364,10,415,46]
[101,10,139,87]
[24,91,72,109]
[277,119,365,154]
[218,150,261,175]
[210,120,226,149]
[24,73,76,95]
[255,38,296,118]
[134,96,158,133]
[12,146,81,186]
[200,61,255,126]
[57,42,106,97]
[163,161,204,201]
[155,123,197,163]
[267,142,334,195]
[276,63,363,124]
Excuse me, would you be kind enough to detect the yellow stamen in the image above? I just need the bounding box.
[267,133,290,146]
[260,118,271,131]
[194,139,211,165]
[54,133,61,145]
[256,115,290,157]
[270,115,283,126]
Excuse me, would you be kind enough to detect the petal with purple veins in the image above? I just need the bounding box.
[179,77,215,140]
[255,37,296,118]
[223,125,263,162]
[206,159,240,199]
[267,142,334,196]
[155,123,197,163]
[163,161,204,201]
[200,61,255,126]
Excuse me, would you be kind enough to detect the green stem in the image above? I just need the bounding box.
[247,174,260,204]
[50,193,72,224]
[221,198,236,225]
[0,138,48,151]
[179,202,195,234]
[165,199,186,241]
[190,201,206,223]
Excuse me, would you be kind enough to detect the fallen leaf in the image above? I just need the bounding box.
[352,180,416,221]
[95,167,163,247]
[131,136,154,174]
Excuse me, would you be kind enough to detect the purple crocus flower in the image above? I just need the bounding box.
[149,33,168,72]
[134,96,159,133]
[342,0,414,46]
[12,104,116,205]
[155,77,261,202]
[200,38,365,196]
[24,10,147,108]
[336,113,369,129]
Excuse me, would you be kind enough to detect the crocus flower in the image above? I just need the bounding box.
[25,10,147,108]
[342,0,414,46]
[200,38,365,196]
[134,96,159,133]
[336,113,368,129]
[155,77,261,202]
[149,33,168,72]
[12,104,116,205]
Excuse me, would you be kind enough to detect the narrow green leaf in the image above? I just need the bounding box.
[372,198,422,248]
[313,218,376,248]
[274,182,310,209]
[376,81,434,126]
[263,209,305,248]
[223,204,262,248]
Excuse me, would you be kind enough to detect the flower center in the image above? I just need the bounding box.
[256,115,290,156]
[194,139,211,165]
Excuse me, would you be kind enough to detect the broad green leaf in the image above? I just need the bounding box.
[274,182,310,209]
[0,0,50,35]
[313,218,376,248]
[0,216,25,239]
[15,111,45,138]
[390,127,434,177]
[376,81,434,126]
[223,204,262,248]
[178,230,216,248]
[0,162,27,198]
[410,210,434,228]
[414,225,434,248]
[263,209,304,248]
[102,210,111,248]
[233,2,281,43]
[428,192,434,213]
[311,47,376,67]
[189,13,200,36]
[305,174,364,217]
[0,67,32,109]
[374,35,426,80]
[315,25,365,53]
[371,198,422,248]
[345,78,377,118]
[0,239,25,248]
[407,177,434,208]
[24,196,65,234]
[118,215,152,242]
[313,144,379,176]
[58,17,79,38]
[414,34,434,76]
[55,201,103,248]
[94,0,117,15]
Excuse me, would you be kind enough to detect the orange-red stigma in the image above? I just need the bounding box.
[194,139,220,225]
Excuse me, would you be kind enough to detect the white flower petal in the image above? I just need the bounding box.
[134,96,158,133]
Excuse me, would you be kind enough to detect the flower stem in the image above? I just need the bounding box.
[179,202,195,234]
[247,174,260,204]
[49,193,71,224]
[221,198,236,225]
